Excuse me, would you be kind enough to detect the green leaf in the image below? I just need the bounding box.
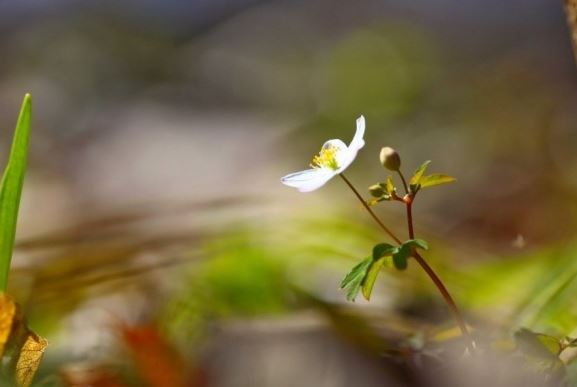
[392,245,411,270]
[372,243,398,260]
[0,94,31,291]
[409,160,431,186]
[403,239,429,251]
[368,184,384,198]
[514,328,561,359]
[362,257,385,300]
[392,252,408,270]
[340,257,372,302]
[419,174,456,188]
[385,176,395,195]
[367,197,389,206]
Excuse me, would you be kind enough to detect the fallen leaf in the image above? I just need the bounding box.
[120,324,186,387]
[15,331,48,387]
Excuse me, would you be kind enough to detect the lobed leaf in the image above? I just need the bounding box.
[404,239,429,251]
[389,240,429,271]
[372,243,397,260]
[362,257,385,300]
[409,160,431,186]
[385,176,395,195]
[340,257,372,301]
[392,245,410,270]
[419,174,456,189]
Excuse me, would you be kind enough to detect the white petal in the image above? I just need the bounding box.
[334,115,365,173]
[349,115,365,153]
[281,168,336,192]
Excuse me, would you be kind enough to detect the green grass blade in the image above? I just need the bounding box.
[0,94,32,291]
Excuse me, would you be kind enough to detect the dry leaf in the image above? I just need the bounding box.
[0,293,16,357]
[15,331,48,387]
[120,324,187,387]
[0,293,48,386]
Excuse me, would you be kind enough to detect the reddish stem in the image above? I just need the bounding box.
[339,174,401,245]
[340,172,474,352]
[412,251,474,352]
[406,201,415,239]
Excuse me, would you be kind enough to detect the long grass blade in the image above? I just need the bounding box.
[0,94,32,291]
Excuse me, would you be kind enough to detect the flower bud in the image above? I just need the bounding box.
[380,147,401,171]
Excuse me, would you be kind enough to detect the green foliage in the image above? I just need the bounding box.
[390,240,427,270]
[507,245,577,331]
[392,245,410,270]
[367,176,397,205]
[515,328,561,358]
[368,184,385,198]
[164,231,291,344]
[194,240,289,316]
[409,160,431,187]
[404,238,429,250]
[361,257,386,300]
[419,174,456,188]
[372,243,397,260]
[341,239,429,301]
[514,328,566,377]
[407,161,455,193]
[340,257,372,301]
[0,94,31,291]
[385,175,395,194]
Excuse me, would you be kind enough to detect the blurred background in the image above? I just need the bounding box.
[1,0,577,385]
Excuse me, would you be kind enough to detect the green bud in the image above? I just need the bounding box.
[368,184,385,198]
[380,147,401,171]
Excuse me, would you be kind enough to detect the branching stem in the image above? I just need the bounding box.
[339,172,474,353]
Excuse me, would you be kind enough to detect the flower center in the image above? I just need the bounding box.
[311,144,340,170]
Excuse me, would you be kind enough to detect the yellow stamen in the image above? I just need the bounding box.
[311,144,339,170]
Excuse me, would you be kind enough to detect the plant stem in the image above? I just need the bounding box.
[406,202,415,239]
[396,170,415,238]
[339,174,401,244]
[339,172,474,352]
[412,251,474,352]
[400,169,474,352]
[397,170,409,195]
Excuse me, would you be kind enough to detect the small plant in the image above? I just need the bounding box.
[0,94,47,387]
[280,117,577,385]
[281,116,472,352]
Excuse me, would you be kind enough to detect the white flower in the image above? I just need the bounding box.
[281,116,365,192]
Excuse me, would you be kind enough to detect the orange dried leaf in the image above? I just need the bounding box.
[0,293,16,357]
[120,324,186,387]
[15,331,48,387]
